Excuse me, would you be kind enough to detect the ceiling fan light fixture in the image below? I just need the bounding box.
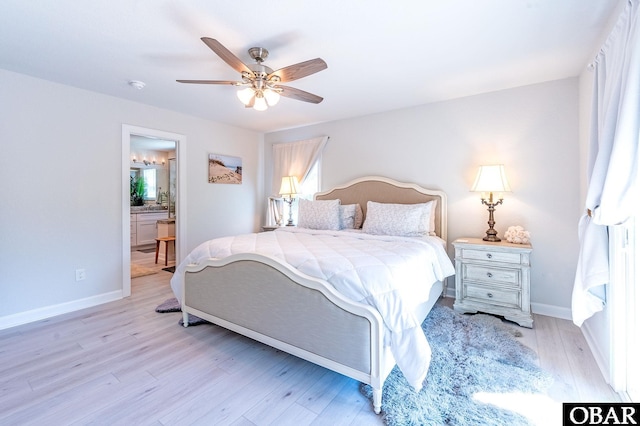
[178,38,327,109]
[236,87,255,106]
[263,88,280,106]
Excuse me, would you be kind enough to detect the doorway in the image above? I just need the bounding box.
[121,125,186,297]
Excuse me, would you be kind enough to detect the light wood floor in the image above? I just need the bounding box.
[0,251,620,425]
[131,244,176,275]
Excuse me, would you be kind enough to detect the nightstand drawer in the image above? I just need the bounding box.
[462,264,520,286]
[464,283,520,308]
[461,248,522,264]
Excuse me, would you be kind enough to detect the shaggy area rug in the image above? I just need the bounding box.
[131,263,158,278]
[155,297,208,326]
[361,305,554,426]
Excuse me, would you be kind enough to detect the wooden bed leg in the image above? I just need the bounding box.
[182,311,189,327]
[372,388,382,414]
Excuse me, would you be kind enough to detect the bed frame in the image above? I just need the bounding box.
[182,176,448,413]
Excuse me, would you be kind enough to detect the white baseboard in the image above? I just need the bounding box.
[0,290,123,331]
[580,320,612,385]
[530,302,572,320]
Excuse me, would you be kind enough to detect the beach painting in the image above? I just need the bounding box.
[208,154,242,184]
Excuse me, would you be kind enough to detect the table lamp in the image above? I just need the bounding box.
[279,176,300,226]
[471,165,511,242]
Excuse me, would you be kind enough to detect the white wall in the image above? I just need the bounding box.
[265,78,580,315]
[0,69,262,324]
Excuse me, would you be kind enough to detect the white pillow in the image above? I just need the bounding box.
[338,203,364,229]
[297,199,341,230]
[362,201,434,237]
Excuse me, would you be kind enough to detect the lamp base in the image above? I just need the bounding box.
[483,228,501,242]
[283,197,295,226]
[480,197,503,243]
[483,235,501,242]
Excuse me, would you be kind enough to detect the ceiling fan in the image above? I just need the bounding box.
[177,37,328,111]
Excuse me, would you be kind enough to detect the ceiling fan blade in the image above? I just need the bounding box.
[278,85,324,104]
[176,79,241,85]
[269,58,327,83]
[201,37,252,74]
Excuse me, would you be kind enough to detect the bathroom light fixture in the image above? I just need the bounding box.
[132,158,153,166]
[131,156,165,167]
[471,165,511,242]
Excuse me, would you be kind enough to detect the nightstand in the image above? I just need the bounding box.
[452,238,533,328]
[261,225,280,232]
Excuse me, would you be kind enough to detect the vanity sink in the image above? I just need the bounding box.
[130,205,168,213]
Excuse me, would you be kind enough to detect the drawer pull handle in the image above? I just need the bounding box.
[486,272,493,278]
[487,292,494,298]
[486,253,493,259]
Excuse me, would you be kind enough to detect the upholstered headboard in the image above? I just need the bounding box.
[314,176,447,241]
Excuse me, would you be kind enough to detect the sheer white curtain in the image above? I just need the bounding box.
[271,136,328,196]
[572,0,640,326]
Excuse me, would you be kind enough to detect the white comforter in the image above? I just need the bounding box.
[170,227,455,390]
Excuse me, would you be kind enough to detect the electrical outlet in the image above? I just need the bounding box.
[75,269,86,281]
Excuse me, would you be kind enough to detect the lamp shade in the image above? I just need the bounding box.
[236,87,255,105]
[471,165,511,192]
[263,88,280,106]
[279,176,300,196]
[253,95,268,111]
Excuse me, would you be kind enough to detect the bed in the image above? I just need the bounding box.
[171,176,454,414]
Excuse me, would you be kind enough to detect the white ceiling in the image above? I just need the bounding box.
[0,0,621,133]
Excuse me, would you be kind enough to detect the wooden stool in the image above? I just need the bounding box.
[155,236,176,266]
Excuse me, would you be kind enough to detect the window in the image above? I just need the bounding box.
[268,159,321,227]
[270,136,327,226]
[143,168,156,200]
[299,161,320,200]
[289,159,320,224]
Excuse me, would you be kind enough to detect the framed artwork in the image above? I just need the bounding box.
[208,153,242,184]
